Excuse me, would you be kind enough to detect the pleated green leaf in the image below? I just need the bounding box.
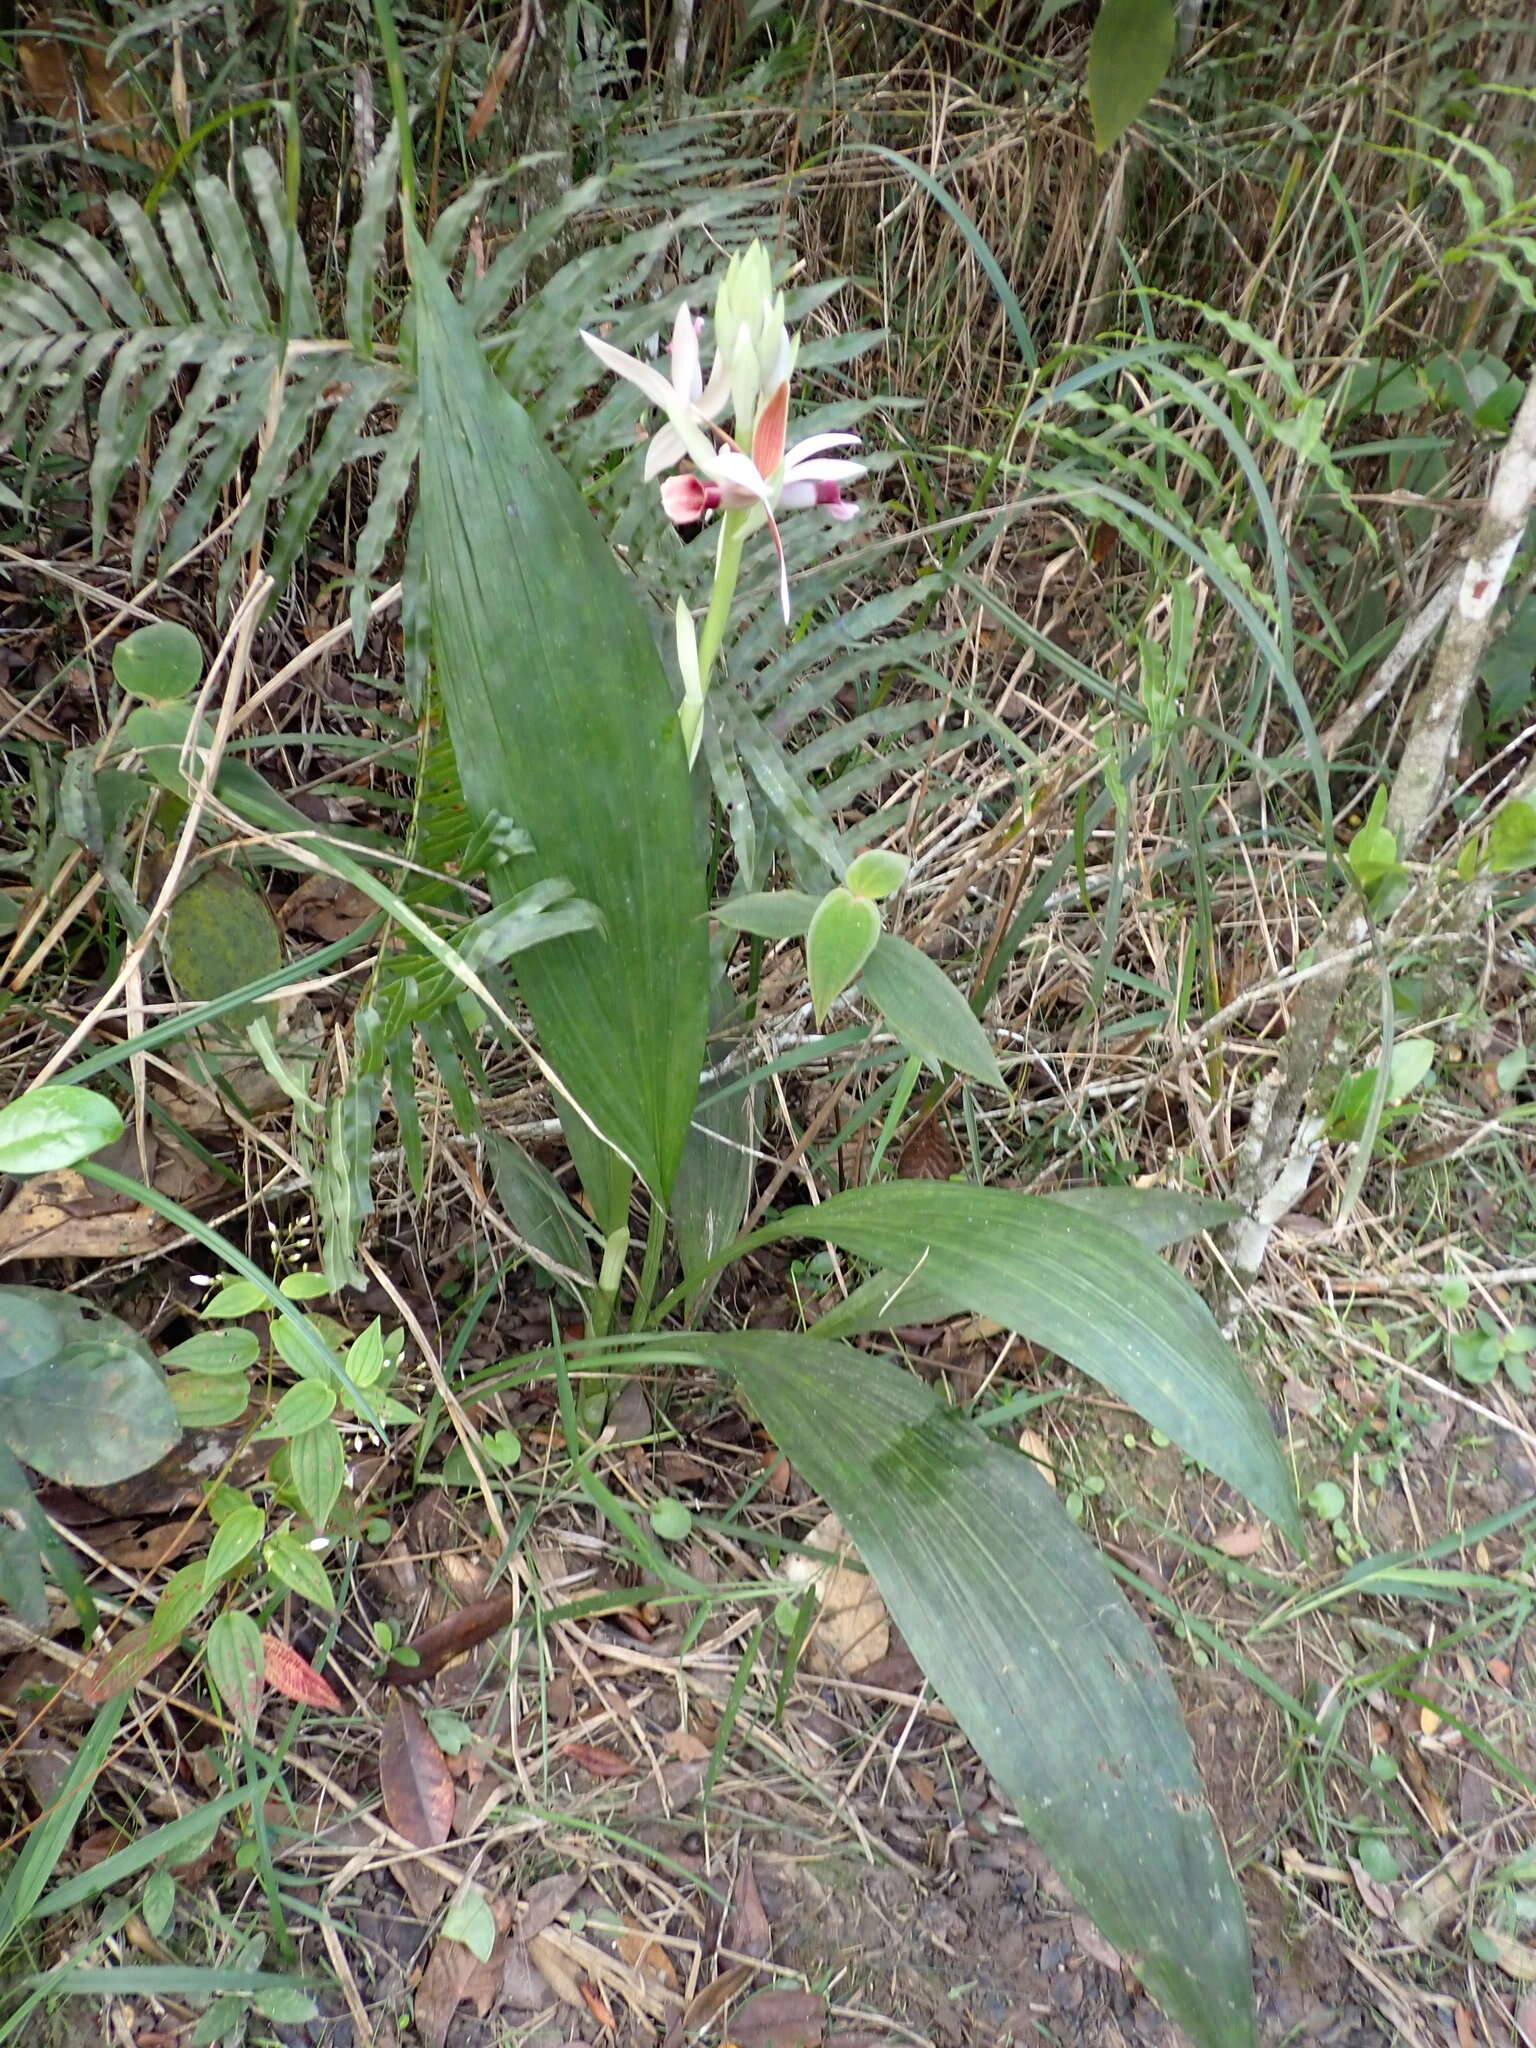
[758,1182,1301,1543]
[411,231,708,1197]
[669,1329,1257,2048]
[812,1184,1237,1341]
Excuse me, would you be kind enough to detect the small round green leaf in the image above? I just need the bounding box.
[142,1868,176,1937]
[113,622,204,703]
[205,1609,265,1735]
[650,1497,693,1543]
[164,864,283,1032]
[441,1887,497,1962]
[1357,1837,1400,1885]
[198,1279,267,1320]
[1307,1480,1346,1521]
[806,887,880,1025]
[263,1382,337,1439]
[844,848,909,901]
[0,1084,124,1175]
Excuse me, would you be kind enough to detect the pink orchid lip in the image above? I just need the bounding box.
[660,474,721,524]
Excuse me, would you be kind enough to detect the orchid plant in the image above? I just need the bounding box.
[578,246,1005,1069]
[582,242,864,765]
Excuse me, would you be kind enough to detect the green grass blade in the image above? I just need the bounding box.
[0,1697,127,1949]
[410,228,709,1197]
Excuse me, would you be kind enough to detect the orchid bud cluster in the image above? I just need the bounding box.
[581,241,865,765]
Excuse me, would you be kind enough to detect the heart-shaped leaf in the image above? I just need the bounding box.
[0,1286,178,1485]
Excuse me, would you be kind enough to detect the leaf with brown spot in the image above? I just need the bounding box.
[262,1634,342,1710]
[729,1986,827,2047]
[75,1624,177,1703]
[383,1586,518,1685]
[516,1871,583,1943]
[380,1695,454,1848]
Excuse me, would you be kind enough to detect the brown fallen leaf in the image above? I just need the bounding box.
[1394,1852,1472,1947]
[1018,1427,1056,1486]
[383,1586,518,1685]
[525,1929,585,2009]
[672,1962,756,2042]
[561,1739,634,1780]
[1346,1855,1394,1920]
[724,1855,772,1961]
[897,1116,959,1180]
[93,1520,199,1572]
[18,11,169,166]
[1071,1910,1121,1971]
[379,1696,454,1849]
[465,0,535,144]
[277,872,375,941]
[1211,1522,1265,1560]
[414,1896,512,2048]
[730,1985,827,2048]
[0,1144,218,1262]
[783,1511,889,1678]
[1515,1986,1535,2046]
[516,1871,584,1944]
[579,1979,619,2030]
[617,1918,679,1990]
[1478,1927,1536,1981]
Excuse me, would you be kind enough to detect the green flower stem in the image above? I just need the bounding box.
[695,509,748,690]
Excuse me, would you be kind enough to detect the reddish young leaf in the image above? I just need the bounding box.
[560,1740,635,1780]
[261,1634,342,1711]
[380,1695,455,1848]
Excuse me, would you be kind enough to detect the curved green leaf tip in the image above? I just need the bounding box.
[1088,0,1176,151]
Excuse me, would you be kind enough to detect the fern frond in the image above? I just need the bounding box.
[0,142,405,600]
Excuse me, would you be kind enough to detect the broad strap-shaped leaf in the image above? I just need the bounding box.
[757,1183,1301,1543]
[666,1330,1257,2048]
[812,1185,1237,1341]
[411,230,709,1197]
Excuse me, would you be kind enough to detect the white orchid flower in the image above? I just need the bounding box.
[658,379,865,621]
[580,301,729,476]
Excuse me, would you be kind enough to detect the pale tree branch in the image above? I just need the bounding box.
[1218,374,1536,1327]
